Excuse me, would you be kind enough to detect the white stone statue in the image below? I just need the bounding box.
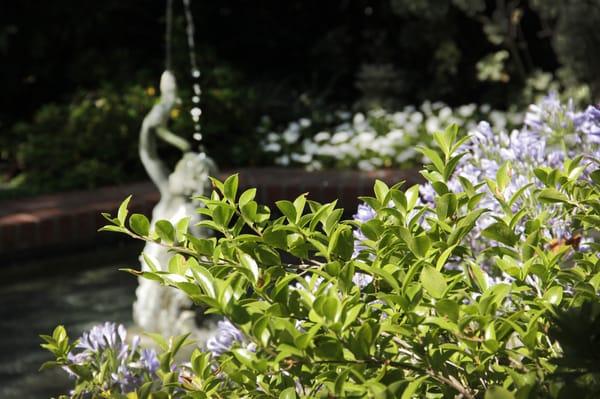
[133,70,217,338]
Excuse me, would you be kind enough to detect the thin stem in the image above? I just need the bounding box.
[120,228,196,256]
[497,0,527,80]
[312,358,423,372]
[428,369,476,399]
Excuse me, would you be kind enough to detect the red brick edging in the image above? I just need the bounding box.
[0,168,420,255]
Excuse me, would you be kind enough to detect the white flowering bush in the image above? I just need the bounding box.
[42,98,600,398]
[259,102,522,171]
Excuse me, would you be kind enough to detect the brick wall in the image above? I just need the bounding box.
[0,168,420,256]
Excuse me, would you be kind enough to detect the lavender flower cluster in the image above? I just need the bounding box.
[205,319,246,357]
[455,95,598,244]
[353,94,600,275]
[65,322,159,394]
[64,321,250,396]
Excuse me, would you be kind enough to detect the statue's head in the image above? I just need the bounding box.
[168,152,216,197]
[159,70,178,106]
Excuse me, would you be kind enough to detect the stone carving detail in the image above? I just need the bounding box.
[133,70,217,338]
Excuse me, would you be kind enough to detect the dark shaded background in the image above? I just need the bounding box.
[1,0,599,195]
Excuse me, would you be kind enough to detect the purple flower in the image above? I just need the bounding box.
[77,322,127,352]
[352,204,377,258]
[523,92,566,136]
[447,98,596,257]
[131,335,140,353]
[65,323,161,395]
[575,105,600,143]
[140,348,159,374]
[353,94,599,287]
[352,272,373,288]
[205,319,245,357]
[177,364,194,385]
[354,204,377,223]
[67,351,91,365]
[112,364,141,393]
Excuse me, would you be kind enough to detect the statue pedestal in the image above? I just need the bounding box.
[133,154,218,339]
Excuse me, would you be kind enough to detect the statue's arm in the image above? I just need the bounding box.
[140,118,170,195]
[156,126,191,153]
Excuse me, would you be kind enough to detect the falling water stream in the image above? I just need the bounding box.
[181,0,204,147]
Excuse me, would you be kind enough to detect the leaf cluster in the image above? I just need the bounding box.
[50,124,600,398]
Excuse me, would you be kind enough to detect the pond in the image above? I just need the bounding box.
[0,243,141,398]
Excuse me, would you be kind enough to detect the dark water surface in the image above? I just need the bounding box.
[0,244,141,398]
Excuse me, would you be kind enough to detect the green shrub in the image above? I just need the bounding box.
[44,125,600,397]
[7,85,153,193]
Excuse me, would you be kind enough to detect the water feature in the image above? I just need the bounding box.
[133,0,218,341]
[0,245,140,399]
[182,0,204,146]
[0,3,218,396]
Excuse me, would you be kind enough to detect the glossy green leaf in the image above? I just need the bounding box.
[412,234,431,258]
[418,146,445,174]
[117,195,132,226]
[496,161,512,192]
[279,387,298,399]
[238,251,260,284]
[543,286,563,305]
[420,266,447,298]
[374,179,390,203]
[482,222,518,246]
[538,188,569,203]
[238,187,257,207]
[223,174,239,202]
[436,192,457,220]
[360,219,384,241]
[435,298,459,322]
[129,213,150,236]
[484,386,515,399]
[155,220,175,243]
[276,200,297,223]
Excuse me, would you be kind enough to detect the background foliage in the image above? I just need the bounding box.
[1,0,599,195]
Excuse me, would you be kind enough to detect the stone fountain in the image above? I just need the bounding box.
[133,70,217,339]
